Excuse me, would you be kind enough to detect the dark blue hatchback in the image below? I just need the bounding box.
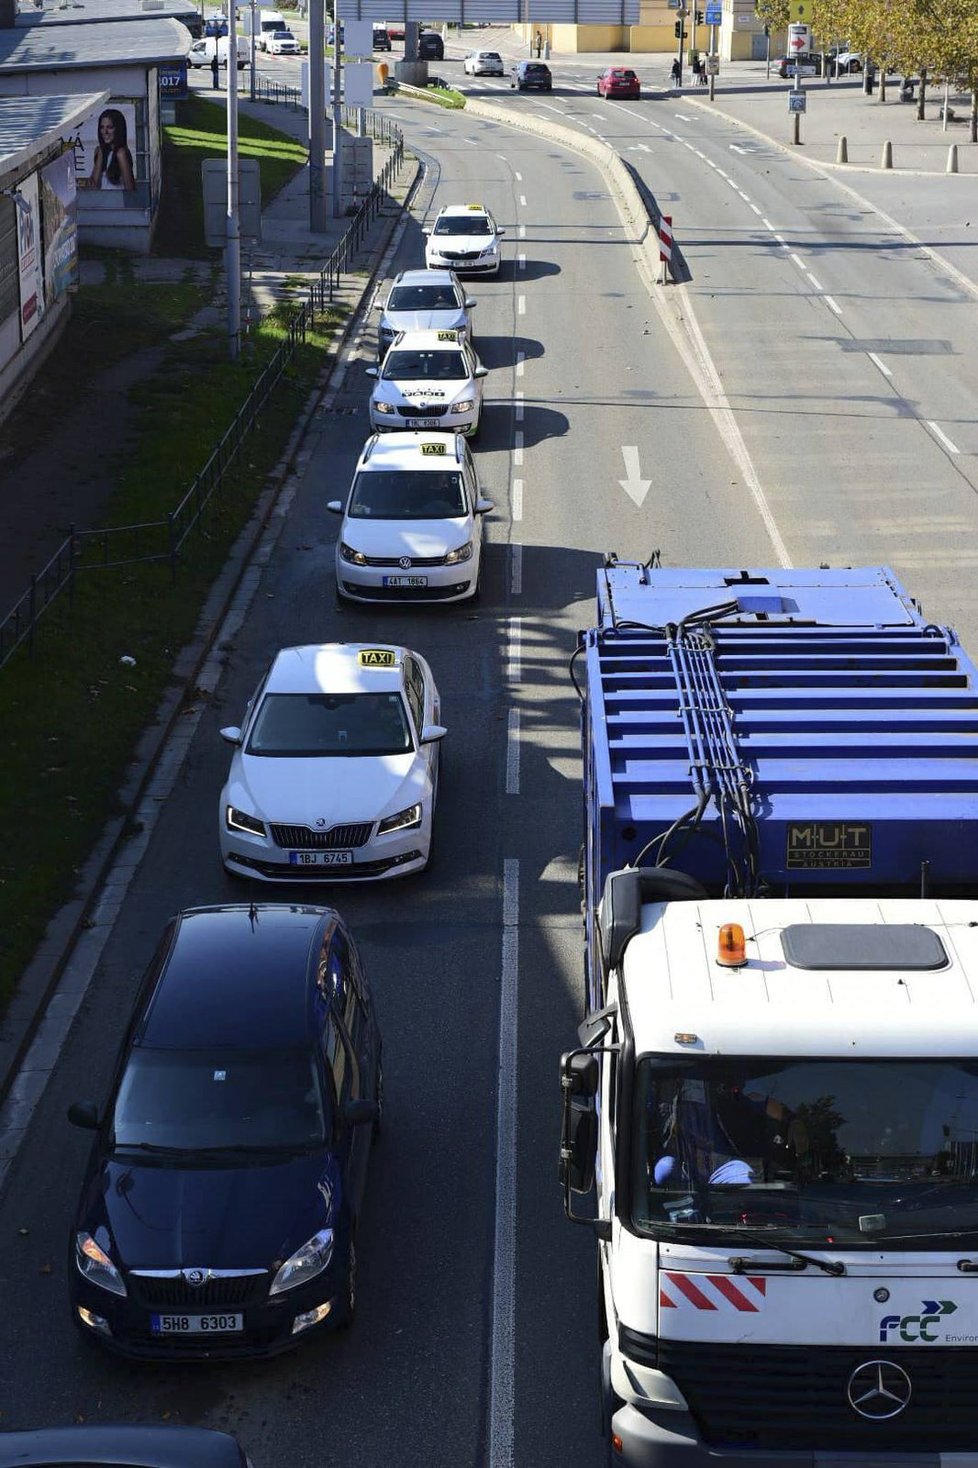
[67,904,381,1360]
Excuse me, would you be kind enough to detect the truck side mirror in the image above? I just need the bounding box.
[561,1106,597,1195]
[562,1050,598,1098]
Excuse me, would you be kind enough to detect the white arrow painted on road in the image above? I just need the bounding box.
[619,446,652,507]
[729,143,751,153]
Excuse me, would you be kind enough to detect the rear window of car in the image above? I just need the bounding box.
[525,64,549,74]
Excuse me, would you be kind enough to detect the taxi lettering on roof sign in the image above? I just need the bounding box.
[466,203,483,210]
[436,330,458,341]
[420,441,447,455]
[357,648,398,668]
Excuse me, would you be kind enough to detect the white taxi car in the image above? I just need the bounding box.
[366,328,488,437]
[328,433,493,604]
[424,203,504,275]
[219,644,445,882]
[463,49,505,76]
[375,269,476,358]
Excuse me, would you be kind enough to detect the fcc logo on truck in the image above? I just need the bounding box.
[786,823,872,870]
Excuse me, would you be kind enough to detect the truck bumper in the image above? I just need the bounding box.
[610,1402,978,1468]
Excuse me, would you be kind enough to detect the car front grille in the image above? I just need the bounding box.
[270,822,373,849]
[396,404,446,418]
[659,1339,977,1452]
[360,552,450,567]
[128,1270,268,1309]
[440,250,482,261]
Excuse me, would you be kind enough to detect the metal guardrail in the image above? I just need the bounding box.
[0,117,406,673]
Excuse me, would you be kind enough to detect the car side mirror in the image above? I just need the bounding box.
[219,726,243,746]
[365,366,378,378]
[68,1101,99,1130]
[326,500,343,514]
[476,496,494,515]
[464,297,477,308]
[496,229,506,236]
[422,228,431,236]
[474,366,489,378]
[343,1098,379,1127]
[373,301,383,310]
[420,723,447,744]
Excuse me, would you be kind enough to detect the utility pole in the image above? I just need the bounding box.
[674,3,685,87]
[226,26,241,360]
[331,17,343,217]
[309,0,326,230]
[708,20,717,99]
[249,0,256,101]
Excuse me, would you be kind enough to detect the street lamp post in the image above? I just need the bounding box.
[249,0,256,101]
[226,25,241,360]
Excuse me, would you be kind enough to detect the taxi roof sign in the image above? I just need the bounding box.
[420,441,447,455]
[436,329,459,341]
[466,203,484,210]
[357,648,399,668]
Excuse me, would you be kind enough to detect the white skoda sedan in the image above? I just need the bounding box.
[329,432,494,604]
[219,644,445,882]
[366,328,488,437]
[424,203,504,275]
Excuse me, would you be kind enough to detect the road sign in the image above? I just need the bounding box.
[788,90,807,112]
[789,0,812,18]
[704,2,721,22]
[788,22,810,51]
[706,54,719,74]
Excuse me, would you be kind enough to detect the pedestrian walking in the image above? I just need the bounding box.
[534,30,543,58]
[691,54,701,84]
[671,56,681,88]
[698,55,708,86]
[211,50,220,89]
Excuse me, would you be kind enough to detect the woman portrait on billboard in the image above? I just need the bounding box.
[88,108,136,192]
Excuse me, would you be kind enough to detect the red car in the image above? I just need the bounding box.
[597,66,640,99]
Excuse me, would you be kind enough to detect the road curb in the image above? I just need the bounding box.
[0,155,421,1130]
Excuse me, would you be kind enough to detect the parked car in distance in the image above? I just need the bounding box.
[0,1423,252,1467]
[511,59,552,91]
[417,29,444,59]
[267,27,299,53]
[373,25,391,49]
[463,49,505,76]
[188,36,249,67]
[597,66,640,98]
[777,54,820,78]
[68,902,382,1357]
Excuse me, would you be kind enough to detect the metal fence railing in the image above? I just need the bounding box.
[0,118,406,674]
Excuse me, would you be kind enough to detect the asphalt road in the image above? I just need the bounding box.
[3,61,978,1468]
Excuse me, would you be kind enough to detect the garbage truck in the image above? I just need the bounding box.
[559,559,978,1466]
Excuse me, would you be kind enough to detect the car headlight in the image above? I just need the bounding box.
[451,399,475,414]
[339,542,367,566]
[75,1232,127,1297]
[377,802,423,834]
[226,805,266,837]
[269,1228,334,1296]
[444,541,473,565]
[374,400,396,415]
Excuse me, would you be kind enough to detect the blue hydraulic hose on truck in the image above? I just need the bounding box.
[560,558,978,1468]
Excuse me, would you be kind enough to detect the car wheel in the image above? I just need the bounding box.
[337,1238,357,1329]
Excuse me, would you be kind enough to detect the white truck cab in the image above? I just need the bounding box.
[561,870,978,1466]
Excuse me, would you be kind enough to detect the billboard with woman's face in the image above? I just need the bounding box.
[75,102,140,194]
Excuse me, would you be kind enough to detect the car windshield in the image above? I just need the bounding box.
[388,285,459,311]
[349,469,466,520]
[632,1056,978,1248]
[434,216,491,236]
[112,1048,327,1152]
[247,692,412,755]
[383,350,467,380]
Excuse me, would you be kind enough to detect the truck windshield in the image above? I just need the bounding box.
[632,1056,978,1247]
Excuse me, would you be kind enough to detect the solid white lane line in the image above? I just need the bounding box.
[638,142,652,152]
[510,543,523,596]
[825,295,843,315]
[867,351,893,378]
[790,252,806,269]
[512,478,524,520]
[515,391,525,422]
[514,430,524,465]
[518,295,526,316]
[516,351,525,377]
[489,856,519,1468]
[737,189,750,201]
[506,710,521,794]
[927,421,961,454]
[507,619,522,682]
[806,272,823,290]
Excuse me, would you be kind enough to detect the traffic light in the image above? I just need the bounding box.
[695,9,703,23]
[674,20,683,38]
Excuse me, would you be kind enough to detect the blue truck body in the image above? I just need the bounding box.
[580,563,978,992]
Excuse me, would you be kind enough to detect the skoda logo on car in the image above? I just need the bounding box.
[846,1360,912,1420]
[182,1268,207,1287]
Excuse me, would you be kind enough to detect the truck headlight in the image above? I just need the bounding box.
[75,1232,127,1297]
[339,543,367,566]
[444,542,473,565]
[269,1228,334,1296]
[377,803,423,834]
[226,805,266,837]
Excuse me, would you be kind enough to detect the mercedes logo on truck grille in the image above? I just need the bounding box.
[847,1360,912,1419]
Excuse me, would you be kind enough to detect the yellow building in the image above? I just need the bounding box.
[517,0,766,58]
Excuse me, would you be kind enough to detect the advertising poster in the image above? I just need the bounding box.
[16,171,44,341]
[75,100,139,193]
[41,151,78,304]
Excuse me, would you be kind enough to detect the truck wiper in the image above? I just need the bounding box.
[726,1230,846,1277]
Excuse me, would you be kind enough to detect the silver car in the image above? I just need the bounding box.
[375,269,476,359]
